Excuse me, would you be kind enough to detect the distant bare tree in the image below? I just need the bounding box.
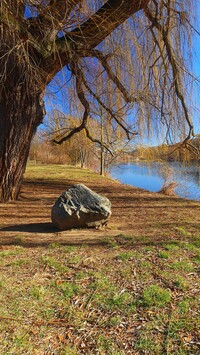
[0,0,198,201]
[44,109,95,167]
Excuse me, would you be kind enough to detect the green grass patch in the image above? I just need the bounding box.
[29,285,47,300]
[135,336,161,353]
[40,256,67,272]
[158,250,169,259]
[6,258,30,267]
[116,251,135,261]
[0,247,24,257]
[165,242,180,251]
[170,261,194,272]
[54,281,80,299]
[175,226,192,237]
[141,284,171,307]
[173,275,189,290]
[193,251,200,263]
[178,300,190,314]
[102,236,119,248]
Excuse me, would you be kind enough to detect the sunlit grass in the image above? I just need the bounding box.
[0,238,199,354]
[25,163,111,184]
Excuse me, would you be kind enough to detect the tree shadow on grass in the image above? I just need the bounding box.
[0,231,198,249]
[0,222,111,248]
[0,222,199,249]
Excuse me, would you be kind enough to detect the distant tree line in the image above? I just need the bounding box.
[136,138,200,162]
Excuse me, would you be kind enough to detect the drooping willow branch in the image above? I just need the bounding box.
[88,49,132,103]
[53,49,139,145]
[144,5,195,142]
[82,76,137,140]
[52,59,113,154]
[52,60,89,144]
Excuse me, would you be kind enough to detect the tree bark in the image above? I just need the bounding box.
[0,87,45,202]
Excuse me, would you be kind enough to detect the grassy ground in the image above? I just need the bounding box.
[0,164,199,354]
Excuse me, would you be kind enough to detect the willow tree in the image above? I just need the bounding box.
[0,0,198,201]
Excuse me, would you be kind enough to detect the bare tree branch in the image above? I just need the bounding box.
[60,0,150,47]
[46,0,80,23]
[52,59,89,144]
[84,126,113,155]
[27,0,81,40]
[52,58,115,154]
[45,0,150,75]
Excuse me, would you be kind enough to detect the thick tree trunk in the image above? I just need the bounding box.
[0,87,45,202]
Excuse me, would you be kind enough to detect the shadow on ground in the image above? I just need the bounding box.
[0,222,57,234]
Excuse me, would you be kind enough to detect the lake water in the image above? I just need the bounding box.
[110,162,200,201]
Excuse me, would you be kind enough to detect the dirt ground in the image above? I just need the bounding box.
[0,167,199,247]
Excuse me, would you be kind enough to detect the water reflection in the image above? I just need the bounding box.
[110,162,200,201]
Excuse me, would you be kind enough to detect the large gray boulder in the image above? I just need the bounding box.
[51,184,111,230]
